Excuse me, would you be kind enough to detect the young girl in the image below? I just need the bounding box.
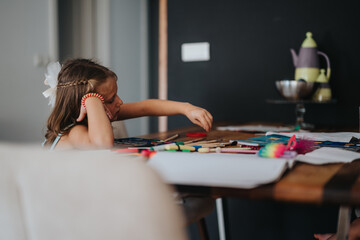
[43,58,213,150]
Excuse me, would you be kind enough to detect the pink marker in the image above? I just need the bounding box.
[217,148,258,154]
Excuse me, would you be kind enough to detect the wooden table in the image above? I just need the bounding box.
[139,124,360,240]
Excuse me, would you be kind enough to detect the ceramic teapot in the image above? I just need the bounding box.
[290,32,331,82]
[313,69,332,101]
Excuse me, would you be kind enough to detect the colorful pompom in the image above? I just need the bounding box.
[258,143,287,158]
[258,134,315,158]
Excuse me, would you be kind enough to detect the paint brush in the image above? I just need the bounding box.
[162,134,179,142]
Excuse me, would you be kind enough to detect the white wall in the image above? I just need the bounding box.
[110,0,149,137]
[0,0,53,142]
[59,0,149,137]
[0,0,148,142]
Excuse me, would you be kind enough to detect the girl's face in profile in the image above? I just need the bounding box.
[97,77,123,121]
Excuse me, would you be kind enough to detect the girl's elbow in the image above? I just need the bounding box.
[92,137,114,149]
[101,141,114,149]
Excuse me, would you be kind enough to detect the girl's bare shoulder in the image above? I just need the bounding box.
[58,125,89,149]
[69,124,88,135]
[68,125,90,144]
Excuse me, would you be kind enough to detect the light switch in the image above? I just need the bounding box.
[181,42,210,62]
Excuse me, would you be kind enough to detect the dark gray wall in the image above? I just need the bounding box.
[150,0,360,132]
[149,1,359,239]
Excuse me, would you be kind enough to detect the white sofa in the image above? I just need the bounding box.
[0,144,187,240]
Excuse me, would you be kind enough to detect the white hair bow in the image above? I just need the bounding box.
[43,62,61,107]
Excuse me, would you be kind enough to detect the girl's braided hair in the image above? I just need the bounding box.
[44,58,117,146]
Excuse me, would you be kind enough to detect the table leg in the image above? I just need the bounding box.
[295,103,314,129]
[336,205,352,240]
[216,198,227,240]
[295,103,305,128]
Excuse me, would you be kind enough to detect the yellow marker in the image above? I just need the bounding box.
[198,147,217,153]
[198,147,210,153]
[165,144,196,151]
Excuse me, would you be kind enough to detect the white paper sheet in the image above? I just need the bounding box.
[148,152,288,189]
[295,147,360,165]
[266,131,360,143]
[217,125,295,132]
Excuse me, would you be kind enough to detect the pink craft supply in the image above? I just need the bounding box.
[218,148,259,154]
[294,139,316,154]
[115,148,139,153]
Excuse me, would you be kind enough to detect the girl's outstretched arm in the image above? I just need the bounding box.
[69,97,114,148]
[117,99,213,131]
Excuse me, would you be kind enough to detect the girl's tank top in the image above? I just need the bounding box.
[50,134,62,150]
[46,123,75,151]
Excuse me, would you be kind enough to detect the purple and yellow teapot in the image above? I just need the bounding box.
[290,32,331,82]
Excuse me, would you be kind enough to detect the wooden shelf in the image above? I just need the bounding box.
[267,99,337,104]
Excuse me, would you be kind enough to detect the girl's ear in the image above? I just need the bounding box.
[87,79,96,92]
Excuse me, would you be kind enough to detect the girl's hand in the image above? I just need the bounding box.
[314,233,335,240]
[103,104,113,120]
[76,96,112,122]
[314,218,360,240]
[184,104,213,132]
[76,103,88,122]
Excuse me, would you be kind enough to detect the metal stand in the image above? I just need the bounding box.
[336,205,351,240]
[216,198,226,240]
[295,103,314,129]
[267,99,336,130]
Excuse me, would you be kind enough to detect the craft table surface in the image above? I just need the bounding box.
[139,123,360,207]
